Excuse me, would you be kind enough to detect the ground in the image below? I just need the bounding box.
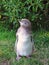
[0,30,49,65]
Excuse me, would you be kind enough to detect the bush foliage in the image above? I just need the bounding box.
[0,0,49,30]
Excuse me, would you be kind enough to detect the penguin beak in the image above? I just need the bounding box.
[18,19,21,23]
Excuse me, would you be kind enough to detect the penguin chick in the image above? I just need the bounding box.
[15,19,34,60]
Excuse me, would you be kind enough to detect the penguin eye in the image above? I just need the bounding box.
[25,22,26,24]
[23,21,26,24]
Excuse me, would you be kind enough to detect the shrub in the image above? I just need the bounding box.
[0,0,49,30]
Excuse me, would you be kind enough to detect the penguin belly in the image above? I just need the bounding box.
[17,35,33,56]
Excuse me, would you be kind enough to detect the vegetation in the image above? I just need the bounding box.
[0,29,49,65]
[0,0,49,30]
[0,0,49,65]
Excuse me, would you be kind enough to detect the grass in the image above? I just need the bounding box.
[0,29,49,65]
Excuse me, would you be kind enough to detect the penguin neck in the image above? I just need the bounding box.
[20,26,32,34]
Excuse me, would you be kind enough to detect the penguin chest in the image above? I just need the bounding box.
[17,33,32,56]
